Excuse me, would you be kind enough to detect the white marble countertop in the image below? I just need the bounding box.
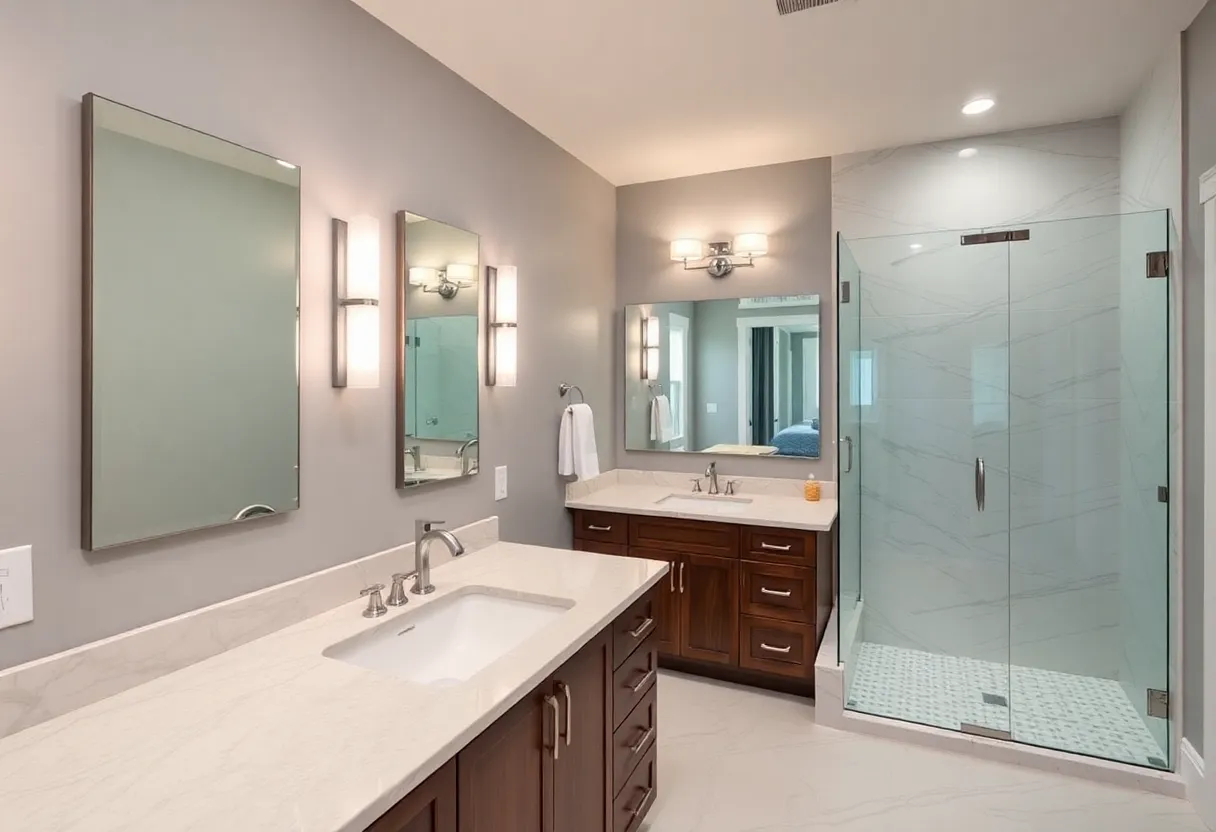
[567,483,838,532]
[0,543,668,832]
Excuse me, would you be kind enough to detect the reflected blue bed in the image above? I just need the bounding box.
[771,422,820,458]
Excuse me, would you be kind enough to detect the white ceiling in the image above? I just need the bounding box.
[354,0,1204,186]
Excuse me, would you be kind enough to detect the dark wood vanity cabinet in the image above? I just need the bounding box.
[366,592,659,832]
[572,509,833,695]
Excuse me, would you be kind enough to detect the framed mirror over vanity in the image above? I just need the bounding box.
[82,95,301,550]
[394,211,481,490]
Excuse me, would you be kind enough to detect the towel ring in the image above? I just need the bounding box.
[559,383,585,404]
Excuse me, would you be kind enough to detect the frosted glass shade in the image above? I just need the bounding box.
[643,316,660,347]
[670,239,704,261]
[344,303,380,389]
[493,326,518,387]
[347,214,381,300]
[495,265,518,324]
[445,263,477,286]
[733,233,768,257]
[408,267,437,286]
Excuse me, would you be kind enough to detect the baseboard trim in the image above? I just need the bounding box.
[1180,738,1212,826]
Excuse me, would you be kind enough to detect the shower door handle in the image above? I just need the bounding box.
[975,457,986,512]
[842,436,854,474]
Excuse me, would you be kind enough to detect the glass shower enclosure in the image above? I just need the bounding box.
[836,210,1172,770]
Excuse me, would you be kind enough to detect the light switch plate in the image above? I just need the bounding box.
[706,403,718,414]
[0,545,33,631]
[494,466,508,501]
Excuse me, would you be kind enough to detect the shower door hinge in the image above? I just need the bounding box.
[960,723,1013,741]
[1158,486,1169,503]
[1147,252,1170,279]
[1147,689,1170,719]
[840,281,851,303]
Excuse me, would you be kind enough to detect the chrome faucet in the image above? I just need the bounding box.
[412,519,465,595]
[405,444,425,472]
[705,461,721,496]
[456,438,479,476]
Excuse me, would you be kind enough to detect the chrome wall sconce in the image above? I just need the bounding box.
[408,263,477,299]
[486,265,518,387]
[642,315,660,380]
[332,215,381,389]
[670,233,768,278]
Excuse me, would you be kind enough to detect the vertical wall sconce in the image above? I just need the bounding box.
[487,265,518,387]
[332,214,381,388]
[642,316,660,380]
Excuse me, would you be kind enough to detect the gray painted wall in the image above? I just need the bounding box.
[0,0,616,670]
[1183,0,1216,754]
[616,158,835,479]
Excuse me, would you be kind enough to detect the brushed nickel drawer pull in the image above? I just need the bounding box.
[629,617,655,639]
[760,587,793,598]
[629,668,656,693]
[544,694,561,760]
[679,561,685,593]
[558,682,572,747]
[587,524,613,532]
[760,542,793,552]
[629,725,656,755]
[630,786,655,819]
[760,642,792,654]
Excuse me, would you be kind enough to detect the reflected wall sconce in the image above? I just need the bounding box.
[487,265,518,387]
[642,316,660,380]
[332,215,381,389]
[670,233,768,278]
[408,263,477,299]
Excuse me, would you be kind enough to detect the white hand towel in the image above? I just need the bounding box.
[650,395,674,443]
[559,403,600,480]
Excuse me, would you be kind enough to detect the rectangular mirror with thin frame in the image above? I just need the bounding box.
[624,294,822,459]
[82,94,301,550]
[395,211,480,489]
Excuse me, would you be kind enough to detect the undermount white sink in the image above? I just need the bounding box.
[654,494,754,515]
[324,588,573,688]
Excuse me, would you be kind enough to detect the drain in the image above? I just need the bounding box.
[982,693,1009,707]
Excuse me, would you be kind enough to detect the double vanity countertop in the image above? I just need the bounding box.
[0,543,668,832]
[566,480,839,532]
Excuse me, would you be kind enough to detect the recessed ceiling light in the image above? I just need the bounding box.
[962,98,995,116]
[910,243,923,250]
[958,147,979,159]
[276,159,297,169]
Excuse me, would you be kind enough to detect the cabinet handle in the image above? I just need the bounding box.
[760,542,793,552]
[587,524,612,532]
[629,725,656,755]
[679,562,685,594]
[629,668,656,693]
[760,587,792,598]
[629,786,655,819]
[544,694,560,760]
[630,617,655,639]
[760,642,792,654]
[669,562,675,593]
[557,682,572,748]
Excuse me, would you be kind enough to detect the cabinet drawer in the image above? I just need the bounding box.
[740,561,814,624]
[574,539,629,557]
[613,635,658,729]
[612,743,657,832]
[629,515,739,557]
[741,526,816,567]
[739,616,815,679]
[573,510,628,544]
[613,681,657,796]
[613,589,659,670]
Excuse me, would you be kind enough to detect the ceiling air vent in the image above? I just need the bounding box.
[776,0,843,14]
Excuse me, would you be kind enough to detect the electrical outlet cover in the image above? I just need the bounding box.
[0,545,33,630]
[494,466,508,501]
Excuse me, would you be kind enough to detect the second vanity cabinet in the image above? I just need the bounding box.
[573,510,833,694]
[366,589,659,832]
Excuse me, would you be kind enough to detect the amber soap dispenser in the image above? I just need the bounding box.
[804,473,821,502]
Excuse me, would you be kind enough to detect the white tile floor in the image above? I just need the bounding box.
[847,643,1169,769]
[642,670,1203,832]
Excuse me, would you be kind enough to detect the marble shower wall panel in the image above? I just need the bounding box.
[836,119,1125,676]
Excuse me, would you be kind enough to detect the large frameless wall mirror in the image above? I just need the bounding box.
[82,94,301,550]
[624,294,822,458]
[395,211,480,489]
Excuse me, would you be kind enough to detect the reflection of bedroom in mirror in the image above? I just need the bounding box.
[624,295,821,459]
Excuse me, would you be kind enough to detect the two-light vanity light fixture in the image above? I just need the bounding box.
[670,233,768,278]
[331,214,518,389]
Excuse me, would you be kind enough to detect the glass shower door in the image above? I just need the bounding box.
[844,229,1012,738]
[837,235,862,690]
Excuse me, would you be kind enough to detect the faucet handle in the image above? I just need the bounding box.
[387,574,410,607]
[689,477,703,493]
[360,584,387,618]
[725,480,740,496]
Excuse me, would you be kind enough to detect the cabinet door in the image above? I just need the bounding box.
[629,548,680,657]
[679,554,740,665]
[365,759,456,832]
[553,632,611,832]
[458,689,556,832]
